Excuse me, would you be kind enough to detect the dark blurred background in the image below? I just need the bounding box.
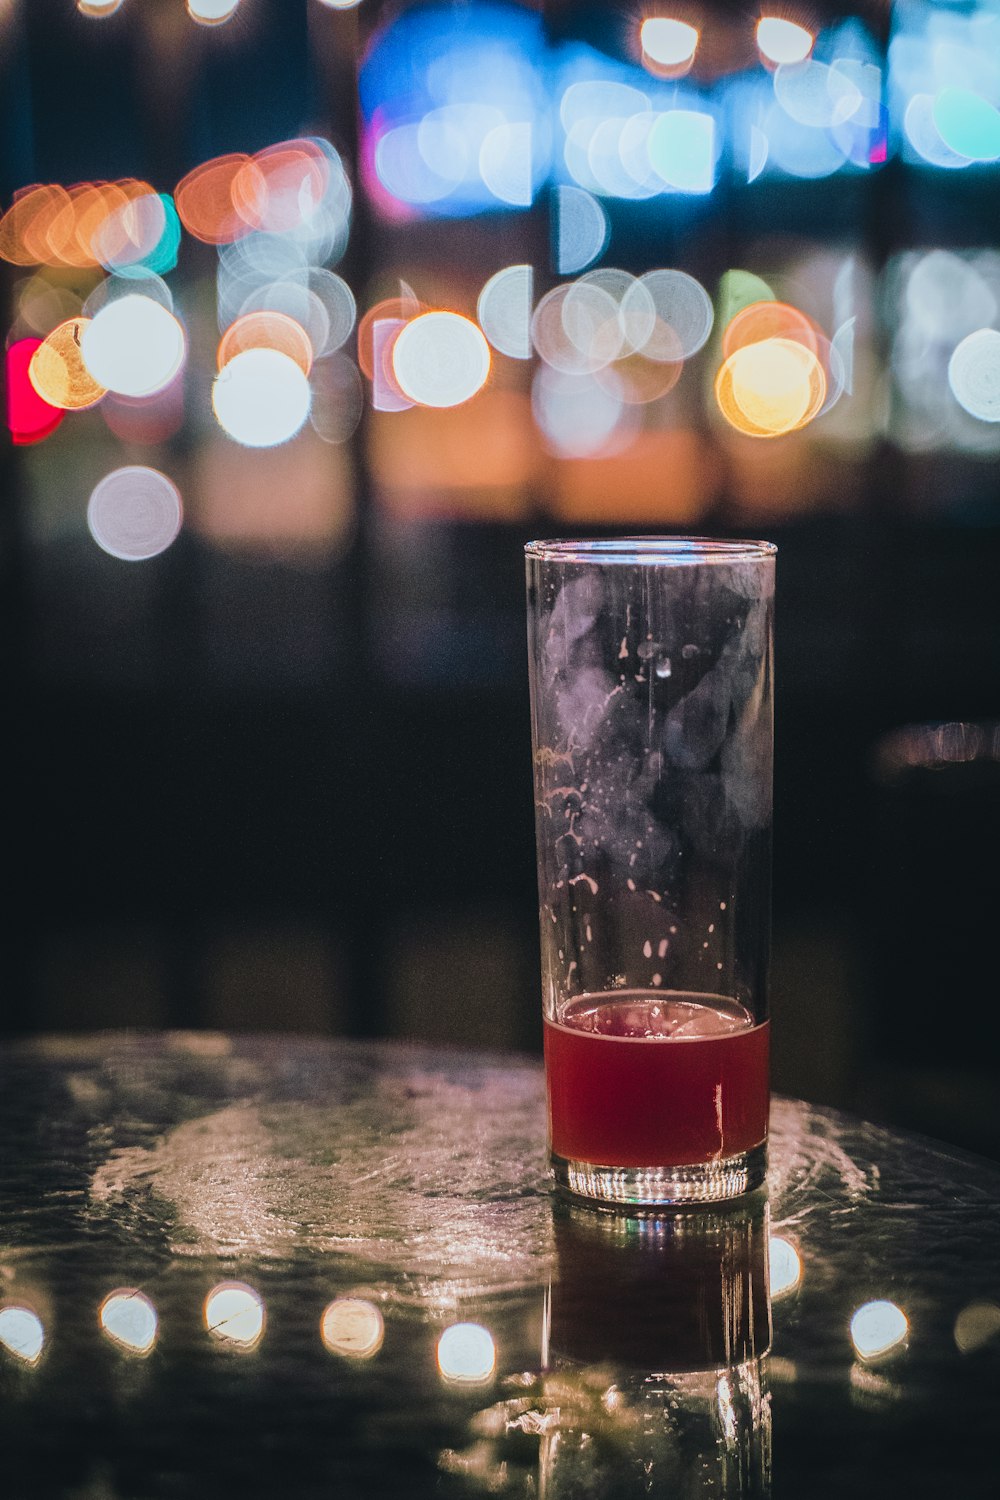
[1,0,999,1156]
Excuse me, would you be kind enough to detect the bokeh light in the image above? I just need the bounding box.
[87,466,183,561]
[948,328,1000,421]
[554,185,609,275]
[622,268,713,360]
[320,1298,385,1358]
[29,318,106,410]
[716,338,826,438]
[0,1306,45,1364]
[187,0,241,24]
[78,1,124,15]
[533,364,636,458]
[757,17,813,67]
[391,312,491,408]
[532,282,622,376]
[437,1322,496,1384]
[954,1301,1000,1355]
[850,1300,908,1362]
[6,338,64,445]
[477,264,533,359]
[768,1236,802,1298]
[81,295,185,397]
[175,154,251,245]
[640,18,698,73]
[219,311,315,377]
[99,1290,158,1354]
[204,1283,265,1347]
[212,347,312,446]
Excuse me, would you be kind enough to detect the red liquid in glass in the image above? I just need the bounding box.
[544,991,769,1168]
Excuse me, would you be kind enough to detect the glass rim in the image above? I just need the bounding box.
[524,537,777,565]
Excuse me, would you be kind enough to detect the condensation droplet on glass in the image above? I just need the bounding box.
[619,636,629,659]
[643,940,652,958]
[717,961,724,970]
[682,643,698,660]
[720,901,727,910]
[702,940,709,949]
[708,923,715,933]
[670,924,678,934]
[658,938,668,957]
[655,654,672,679]
[652,973,662,986]
[627,878,637,891]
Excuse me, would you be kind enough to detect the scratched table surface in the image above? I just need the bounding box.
[0,1033,997,1499]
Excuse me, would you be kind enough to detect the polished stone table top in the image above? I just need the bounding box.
[0,1033,997,1497]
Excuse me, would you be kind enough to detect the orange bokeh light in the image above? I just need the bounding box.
[218,310,314,376]
[175,154,251,245]
[356,293,423,381]
[721,300,822,360]
[231,141,330,236]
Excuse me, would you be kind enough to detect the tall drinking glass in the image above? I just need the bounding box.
[526,538,775,1206]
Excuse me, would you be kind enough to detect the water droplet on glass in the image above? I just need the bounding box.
[682,643,699,660]
[655,654,672,679]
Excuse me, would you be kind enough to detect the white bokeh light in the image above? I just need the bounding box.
[187,0,241,23]
[948,328,1000,421]
[213,347,312,447]
[757,17,813,66]
[437,1322,496,1384]
[768,1237,802,1298]
[100,1290,158,1354]
[640,18,698,69]
[320,1298,385,1358]
[87,467,183,562]
[0,1306,45,1364]
[204,1283,265,1347]
[850,1300,908,1361]
[477,264,533,359]
[391,312,491,408]
[81,294,185,398]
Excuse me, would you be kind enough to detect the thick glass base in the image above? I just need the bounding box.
[551,1141,767,1207]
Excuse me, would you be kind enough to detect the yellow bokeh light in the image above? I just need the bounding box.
[77,1,124,17]
[29,318,106,410]
[391,311,491,408]
[715,337,826,438]
[436,1322,496,1384]
[204,1283,265,1347]
[320,1298,385,1358]
[99,1289,158,1354]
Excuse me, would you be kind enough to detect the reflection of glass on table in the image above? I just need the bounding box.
[541,1195,772,1498]
[526,538,776,1205]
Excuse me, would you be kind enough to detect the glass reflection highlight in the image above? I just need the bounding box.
[850,1300,908,1361]
[320,1298,385,1359]
[0,1305,45,1364]
[438,1322,496,1384]
[204,1283,266,1348]
[99,1289,158,1354]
